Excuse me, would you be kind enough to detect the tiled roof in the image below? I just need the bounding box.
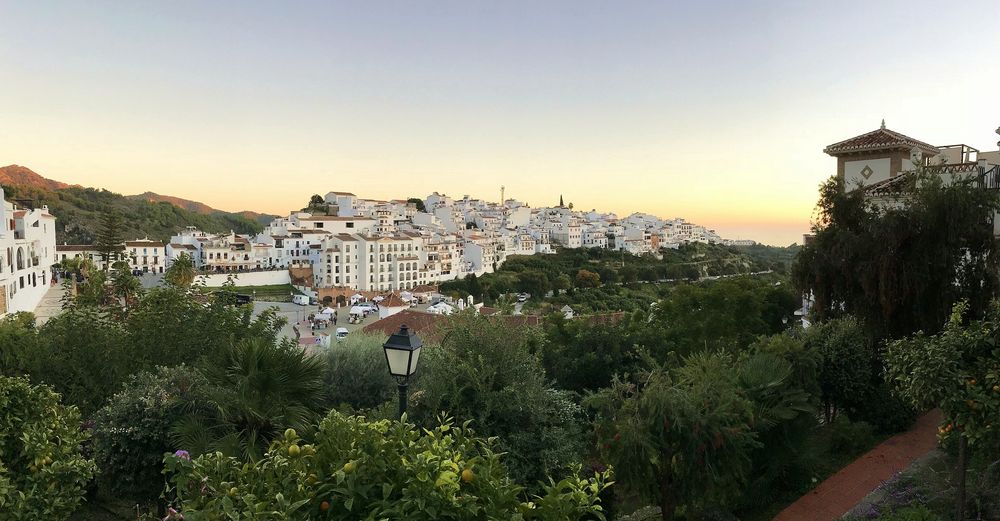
[170,243,197,250]
[380,293,408,308]
[125,241,165,247]
[56,244,96,252]
[824,127,939,156]
[362,309,446,342]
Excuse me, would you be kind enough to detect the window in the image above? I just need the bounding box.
[346,222,354,228]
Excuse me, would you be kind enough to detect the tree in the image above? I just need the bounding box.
[412,315,586,487]
[406,197,426,212]
[0,376,96,519]
[801,317,873,424]
[22,307,130,417]
[164,253,197,288]
[0,312,38,377]
[303,194,327,213]
[163,412,611,520]
[575,269,601,288]
[646,278,796,359]
[590,353,758,518]
[95,210,125,270]
[91,365,214,508]
[793,172,1000,340]
[111,268,143,312]
[517,270,551,298]
[172,338,327,461]
[886,301,1000,521]
[320,334,396,412]
[553,273,572,294]
[541,317,641,393]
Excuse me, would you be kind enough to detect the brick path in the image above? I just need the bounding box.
[772,409,942,521]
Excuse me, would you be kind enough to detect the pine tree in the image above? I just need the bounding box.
[559,194,564,207]
[95,211,125,271]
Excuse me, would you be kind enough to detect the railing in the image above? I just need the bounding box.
[977,164,1000,191]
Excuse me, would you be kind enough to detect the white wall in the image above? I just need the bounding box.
[196,270,290,287]
[845,157,891,188]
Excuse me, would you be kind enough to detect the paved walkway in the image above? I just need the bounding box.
[772,409,942,521]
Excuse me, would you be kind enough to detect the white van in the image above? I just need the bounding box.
[335,327,349,342]
[292,294,310,306]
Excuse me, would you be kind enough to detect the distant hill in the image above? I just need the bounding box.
[128,192,276,226]
[0,164,75,191]
[0,165,271,244]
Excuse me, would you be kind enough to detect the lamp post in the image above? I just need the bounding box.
[382,324,423,419]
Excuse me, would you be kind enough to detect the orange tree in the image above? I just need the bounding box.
[0,376,95,520]
[163,411,612,520]
[886,301,1000,521]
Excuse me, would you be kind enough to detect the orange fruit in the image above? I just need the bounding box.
[320,500,330,512]
[461,468,475,483]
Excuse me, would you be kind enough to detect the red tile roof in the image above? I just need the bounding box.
[380,293,408,308]
[824,127,939,156]
[362,309,447,342]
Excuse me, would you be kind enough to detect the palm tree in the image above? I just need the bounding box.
[111,269,143,312]
[172,338,326,461]
[164,253,196,288]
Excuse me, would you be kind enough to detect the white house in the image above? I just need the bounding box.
[1,187,57,317]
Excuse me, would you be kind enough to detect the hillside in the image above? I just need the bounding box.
[0,165,266,244]
[128,191,276,225]
[0,164,74,191]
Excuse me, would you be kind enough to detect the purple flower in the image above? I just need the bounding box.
[174,450,191,461]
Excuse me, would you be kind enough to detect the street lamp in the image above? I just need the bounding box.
[382,324,423,419]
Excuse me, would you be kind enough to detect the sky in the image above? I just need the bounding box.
[2,1,999,245]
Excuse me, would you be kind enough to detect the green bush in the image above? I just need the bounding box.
[321,334,396,412]
[91,365,213,503]
[411,314,586,487]
[828,416,875,455]
[0,376,95,520]
[164,411,612,520]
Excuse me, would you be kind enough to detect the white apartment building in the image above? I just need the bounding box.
[1,188,57,317]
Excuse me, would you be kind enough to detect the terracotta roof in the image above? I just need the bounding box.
[126,241,164,247]
[336,233,359,241]
[170,243,197,250]
[380,293,408,308]
[328,191,356,196]
[56,244,96,252]
[362,309,447,342]
[411,284,439,294]
[824,127,939,156]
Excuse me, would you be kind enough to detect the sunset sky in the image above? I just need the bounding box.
[2,1,998,245]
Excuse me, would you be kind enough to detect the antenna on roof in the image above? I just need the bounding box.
[881,118,886,130]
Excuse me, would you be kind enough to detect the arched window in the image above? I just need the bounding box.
[16,247,24,270]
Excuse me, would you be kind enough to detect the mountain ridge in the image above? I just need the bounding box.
[0,164,272,243]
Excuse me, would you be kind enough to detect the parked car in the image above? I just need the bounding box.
[517,293,530,302]
[234,293,252,305]
[335,327,349,342]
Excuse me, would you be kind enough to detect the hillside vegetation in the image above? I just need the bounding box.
[2,183,264,244]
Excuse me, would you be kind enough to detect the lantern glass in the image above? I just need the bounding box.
[385,346,413,377]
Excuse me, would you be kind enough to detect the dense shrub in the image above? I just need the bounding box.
[0,376,95,520]
[321,334,396,412]
[164,411,612,520]
[91,365,213,503]
[412,314,586,487]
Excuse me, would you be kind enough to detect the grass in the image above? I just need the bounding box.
[198,283,305,299]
